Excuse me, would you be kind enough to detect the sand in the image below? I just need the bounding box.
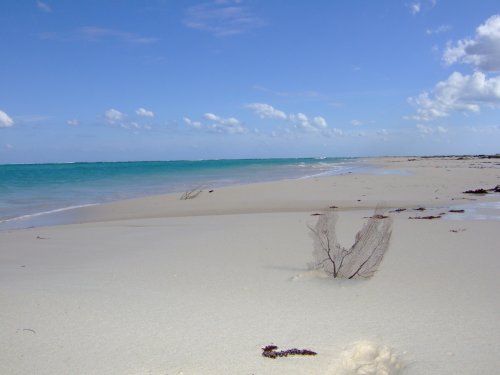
[1,156,499,374]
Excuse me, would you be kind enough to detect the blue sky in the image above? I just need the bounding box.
[1,0,499,163]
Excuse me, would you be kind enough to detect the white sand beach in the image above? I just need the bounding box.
[1,156,499,375]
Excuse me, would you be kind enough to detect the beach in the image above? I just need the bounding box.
[1,156,499,374]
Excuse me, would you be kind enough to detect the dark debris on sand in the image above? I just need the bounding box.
[262,345,317,359]
[463,185,500,194]
[409,215,442,220]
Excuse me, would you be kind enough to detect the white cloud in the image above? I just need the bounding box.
[409,2,421,14]
[183,1,265,37]
[184,114,247,134]
[66,119,79,126]
[417,124,434,134]
[313,116,328,128]
[203,113,247,134]
[5,143,14,149]
[289,112,316,132]
[332,128,344,136]
[409,0,438,15]
[203,113,219,121]
[426,25,451,35]
[350,119,362,126]
[36,1,51,13]
[104,108,125,124]
[136,107,154,117]
[416,124,447,135]
[408,71,500,120]
[0,110,14,128]
[246,103,287,120]
[288,113,330,133]
[443,15,500,71]
[183,117,203,129]
[246,103,332,135]
[121,122,140,130]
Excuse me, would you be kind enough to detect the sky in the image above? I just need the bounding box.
[1,0,500,163]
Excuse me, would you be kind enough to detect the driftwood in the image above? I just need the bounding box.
[262,345,317,359]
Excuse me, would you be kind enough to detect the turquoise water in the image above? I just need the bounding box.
[0,158,360,229]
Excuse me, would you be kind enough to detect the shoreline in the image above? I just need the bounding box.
[3,155,500,231]
[43,155,500,225]
[0,155,500,232]
[0,157,364,231]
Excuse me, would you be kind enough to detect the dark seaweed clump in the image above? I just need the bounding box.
[262,345,317,359]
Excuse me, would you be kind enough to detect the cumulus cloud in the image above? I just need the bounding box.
[66,119,79,126]
[289,112,316,132]
[416,124,448,135]
[203,113,246,134]
[246,102,331,135]
[0,110,14,128]
[245,103,287,119]
[203,113,219,122]
[332,128,344,136]
[408,71,500,120]
[350,119,362,126]
[183,117,203,129]
[443,15,500,71]
[136,107,154,117]
[102,109,151,131]
[104,108,125,124]
[289,113,331,133]
[183,113,248,134]
[183,1,265,37]
[416,124,434,135]
[36,1,52,13]
[313,116,328,128]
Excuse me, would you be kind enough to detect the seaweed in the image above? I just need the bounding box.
[463,188,488,194]
[409,215,442,219]
[262,345,317,359]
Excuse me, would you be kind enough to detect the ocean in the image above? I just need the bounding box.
[0,157,361,230]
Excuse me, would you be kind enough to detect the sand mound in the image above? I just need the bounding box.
[331,341,403,375]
